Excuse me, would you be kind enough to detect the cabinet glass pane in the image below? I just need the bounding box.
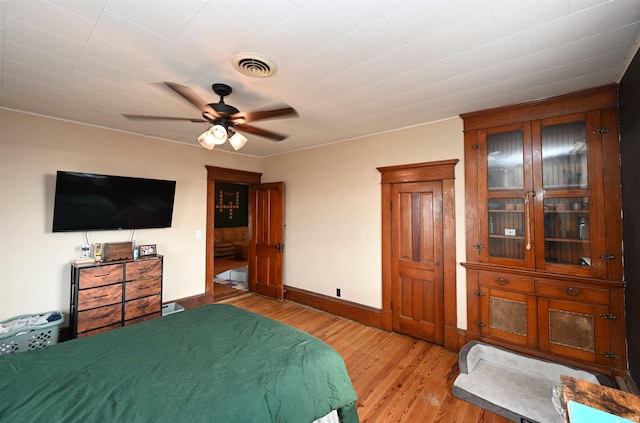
[542,121,588,190]
[487,130,524,190]
[543,197,590,266]
[488,199,525,260]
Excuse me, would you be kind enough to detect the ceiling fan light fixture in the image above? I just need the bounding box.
[229,130,248,151]
[197,129,216,150]
[210,124,228,144]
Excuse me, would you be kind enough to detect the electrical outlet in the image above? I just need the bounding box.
[336,288,341,297]
[79,244,91,259]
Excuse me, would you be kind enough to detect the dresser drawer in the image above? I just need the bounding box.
[77,303,122,333]
[79,264,124,289]
[125,259,162,281]
[125,312,161,327]
[126,277,161,300]
[537,281,609,305]
[78,284,123,311]
[77,323,122,338]
[125,294,161,321]
[478,272,535,293]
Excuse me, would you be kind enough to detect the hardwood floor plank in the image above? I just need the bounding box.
[217,294,511,423]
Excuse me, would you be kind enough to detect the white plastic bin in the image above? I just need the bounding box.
[162,303,185,317]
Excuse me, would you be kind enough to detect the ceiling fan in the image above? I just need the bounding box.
[122,82,298,151]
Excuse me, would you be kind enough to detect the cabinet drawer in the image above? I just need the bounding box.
[478,272,535,293]
[125,294,161,321]
[77,303,122,333]
[78,323,121,338]
[79,264,124,288]
[125,312,161,326]
[537,282,609,305]
[125,259,162,281]
[126,277,161,300]
[78,284,123,311]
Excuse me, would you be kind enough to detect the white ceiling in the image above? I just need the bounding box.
[1,0,639,157]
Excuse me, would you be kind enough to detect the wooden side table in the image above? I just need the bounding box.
[561,375,640,422]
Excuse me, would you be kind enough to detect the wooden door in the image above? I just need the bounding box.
[250,182,285,300]
[391,181,444,345]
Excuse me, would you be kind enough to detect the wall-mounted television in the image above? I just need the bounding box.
[52,171,176,232]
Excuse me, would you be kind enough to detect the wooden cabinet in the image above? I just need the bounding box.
[462,85,626,375]
[70,256,163,338]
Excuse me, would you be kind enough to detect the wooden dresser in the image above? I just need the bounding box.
[70,256,163,338]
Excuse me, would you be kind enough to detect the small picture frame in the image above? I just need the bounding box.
[139,244,157,257]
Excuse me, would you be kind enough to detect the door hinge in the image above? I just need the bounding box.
[593,128,609,135]
[602,351,619,359]
[474,291,485,297]
[598,253,615,261]
[473,243,485,250]
[471,144,481,150]
[390,200,392,210]
[600,313,617,320]
[474,321,485,327]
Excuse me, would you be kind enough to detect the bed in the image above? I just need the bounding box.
[0,304,359,422]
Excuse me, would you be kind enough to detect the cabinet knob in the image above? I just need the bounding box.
[601,351,619,359]
[563,287,581,296]
[495,278,509,286]
[599,313,617,320]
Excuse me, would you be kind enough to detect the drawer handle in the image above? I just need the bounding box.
[139,267,152,272]
[93,294,109,299]
[92,311,111,320]
[495,278,509,286]
[93,273,111,278]
[563,287,581,296]
[137,285,150,290]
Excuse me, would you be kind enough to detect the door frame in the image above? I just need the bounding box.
[205,166,262,298]
[378,159,459,352]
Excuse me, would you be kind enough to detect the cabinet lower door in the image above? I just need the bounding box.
[480,287,537,348]
[538,298,609,366]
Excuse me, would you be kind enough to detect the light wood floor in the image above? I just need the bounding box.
[219,293,511,423]
[213,257,248,301]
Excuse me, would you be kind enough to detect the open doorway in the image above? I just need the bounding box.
[205,166,286,302]
[205,166,262,302]
[213,181,249,300]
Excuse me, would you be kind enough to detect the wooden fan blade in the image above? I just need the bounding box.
[232,107,298,124]
[235,123,288,141]
[163,82,220,118]
[122,114,207,123]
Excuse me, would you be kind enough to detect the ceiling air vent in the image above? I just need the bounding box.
[232,53,277,78]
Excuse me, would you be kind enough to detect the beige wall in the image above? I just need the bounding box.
[262,118,467,326]
[0,109,261,320]
[0,109,467,329]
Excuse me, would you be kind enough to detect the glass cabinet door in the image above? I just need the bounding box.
[540,120,591,270]
[543,197,590,266]
[488,199,526,260]
[487,130,524,191]
[485,128,529,264]
[541,121,588,190]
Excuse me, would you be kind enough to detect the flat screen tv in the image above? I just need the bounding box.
[52,171,176,232]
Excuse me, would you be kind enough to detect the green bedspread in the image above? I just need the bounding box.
[0,304,359,423]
